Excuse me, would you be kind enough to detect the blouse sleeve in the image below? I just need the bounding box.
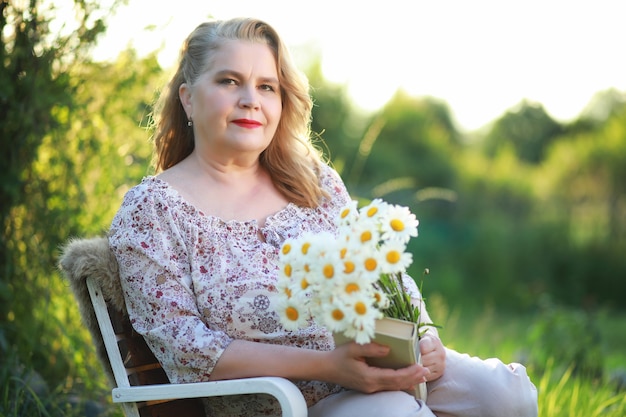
[319,162,352,207]
[108,184,232,383]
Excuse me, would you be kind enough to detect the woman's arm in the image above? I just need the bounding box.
[109,186,231,383]
[211,337,430,393]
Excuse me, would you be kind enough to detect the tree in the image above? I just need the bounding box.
[483,100,563,164]
[354,91,461,203]
[307,58,366,176]
[0,0,127,393]
[542,98,626,243]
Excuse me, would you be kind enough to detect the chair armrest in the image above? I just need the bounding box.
[112,376,307,417]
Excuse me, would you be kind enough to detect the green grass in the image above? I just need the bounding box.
[427,294,626,417]
[537,360,626,417]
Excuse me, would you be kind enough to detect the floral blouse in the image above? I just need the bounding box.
[108,163,351,415]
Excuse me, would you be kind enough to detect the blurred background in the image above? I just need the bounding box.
[1,1,625,415]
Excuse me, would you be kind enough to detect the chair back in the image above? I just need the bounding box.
[59,237,205,416]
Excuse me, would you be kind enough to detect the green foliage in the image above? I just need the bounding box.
[352,91,460,192]
[308,59,365,172]
[1,0,153,412]
[0,0,117,223]
[7,46,162,384]
[312,81,626,312]
[482,100,563,163]
[528,302,604,377]
[377,273,422,324]
[0,348,110,417]
[425,300,626,417]
[537,363,626,417]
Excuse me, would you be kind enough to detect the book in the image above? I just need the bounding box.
[333,317,428,401]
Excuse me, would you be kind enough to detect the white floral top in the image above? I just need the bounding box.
[108,163,350,415]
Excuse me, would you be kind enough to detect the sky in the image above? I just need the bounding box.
[91,0,626,131]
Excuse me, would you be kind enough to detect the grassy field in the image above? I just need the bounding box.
[428,294,626,417]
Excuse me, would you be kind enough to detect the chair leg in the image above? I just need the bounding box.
[121,402,141,417]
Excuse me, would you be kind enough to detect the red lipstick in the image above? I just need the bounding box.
[232,119,262,128]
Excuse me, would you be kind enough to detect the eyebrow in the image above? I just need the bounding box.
[214,69,279,85]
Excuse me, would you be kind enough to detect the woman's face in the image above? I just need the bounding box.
[180,40,282,163]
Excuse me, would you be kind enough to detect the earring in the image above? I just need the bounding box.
[187,120,193,127]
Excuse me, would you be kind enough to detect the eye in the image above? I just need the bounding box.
[259,84,277,92]
[218,78,237,86]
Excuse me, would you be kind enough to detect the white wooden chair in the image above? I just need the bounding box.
[59,237,308,417]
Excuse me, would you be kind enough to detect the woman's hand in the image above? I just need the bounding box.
[328,342,430,394]
[419,334,446,382]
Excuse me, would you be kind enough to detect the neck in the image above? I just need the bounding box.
[188,150,264,185]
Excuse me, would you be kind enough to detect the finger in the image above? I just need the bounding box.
[355,342,391,358]
[387,363,430,381]
[414,364,431,381]
[369,364,427,392]
[419,335,436,354]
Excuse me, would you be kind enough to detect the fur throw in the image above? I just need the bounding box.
[58,236,124,386]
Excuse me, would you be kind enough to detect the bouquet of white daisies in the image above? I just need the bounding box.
[276,199,423,344]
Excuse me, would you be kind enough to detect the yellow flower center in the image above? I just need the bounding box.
[345,282,360,293]
[323,264,334,279]
[332,309,344,321]
[286,306,299,321]
[344,261,355,274]
[340,208,350,219]
[340,248,347,258]
[284,288,292,298]
[386,250,401,264]
[355,301,367,315]
[364,258,377,271]
[282,244,291,255]
[284,264,292,277]
[366,207,378,217]
[301,242,311,255]
[361,231,372,243]
[390,219,405,232]
[300,278,309,290]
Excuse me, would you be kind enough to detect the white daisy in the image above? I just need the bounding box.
[278,237,298,261]
[275,297,310,331]
[349,220,381,249]
[318,297,351,333]
[352,245,384,283]
[359,198,389,224]
[309,241,342,282]
[378,240,413,274]
[380,204,419,244]
[372,287,390,310]
[337,200,359,227]
[342,293,381,344]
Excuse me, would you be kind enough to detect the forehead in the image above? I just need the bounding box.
[207,40,278,76]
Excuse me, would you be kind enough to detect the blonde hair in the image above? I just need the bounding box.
[152,18,326,208]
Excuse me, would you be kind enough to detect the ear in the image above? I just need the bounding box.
[179,83,193,119]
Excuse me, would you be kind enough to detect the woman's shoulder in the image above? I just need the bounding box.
[316,162,350,202]
[118,176,169,207]
[112,176,192,224]
[315,161,340,186]
[109,176,198,244]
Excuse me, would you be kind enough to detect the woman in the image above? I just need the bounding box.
[108,17,537,417]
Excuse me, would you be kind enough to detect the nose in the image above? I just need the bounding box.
[239,86,260,109]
